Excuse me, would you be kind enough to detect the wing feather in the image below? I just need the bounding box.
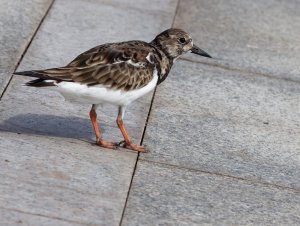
[32,42,157,90]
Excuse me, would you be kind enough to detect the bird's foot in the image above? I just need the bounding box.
[118,140,146,152]
[96,138,117,149]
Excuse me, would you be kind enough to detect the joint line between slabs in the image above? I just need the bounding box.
[0,207,92,226]
[0,0,56,101]
[120,1,180,221]
[140,159,300,193]
[140,87,157,146]
[119,86,158,225]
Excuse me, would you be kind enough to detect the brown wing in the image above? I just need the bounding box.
[33,42,156,91]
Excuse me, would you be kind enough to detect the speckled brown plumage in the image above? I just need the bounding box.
[22,42,157,91]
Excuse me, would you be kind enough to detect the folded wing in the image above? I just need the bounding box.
[15,42,156,91]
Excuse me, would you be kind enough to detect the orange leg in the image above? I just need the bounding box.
[116,106,145,152]
[89,105,116,149]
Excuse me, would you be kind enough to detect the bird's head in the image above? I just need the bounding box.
[151,28,211,59]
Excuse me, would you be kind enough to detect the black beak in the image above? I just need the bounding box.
[191,45,212,58]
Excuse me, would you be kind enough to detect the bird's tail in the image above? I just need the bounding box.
[14,68,71,87]
[14,70,50,79]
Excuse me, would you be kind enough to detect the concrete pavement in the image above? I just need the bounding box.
[0,0,300,225]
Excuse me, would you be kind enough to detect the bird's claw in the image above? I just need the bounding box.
[96,138,118,149]
[118,140,146,152]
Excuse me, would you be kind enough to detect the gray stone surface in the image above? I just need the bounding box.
[0,131,136,226]
[3,0,300,225]
[0,208,76,226]
[0,0,53,95]
[122,161,300,226]
[97,0,178,14]
[141,60,300,189]
[174,0,300,81]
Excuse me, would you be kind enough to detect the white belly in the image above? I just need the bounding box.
[56,73,158,106]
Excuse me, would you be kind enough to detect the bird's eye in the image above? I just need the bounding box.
[178,38,186,44]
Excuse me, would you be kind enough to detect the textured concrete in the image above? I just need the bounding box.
[0,131,136,226]
[2,0,300,225]
[141,60,300,189]
[1,208,76,226]
[0,0,53,95]
[174,0,300,81]
[122,161,300,226]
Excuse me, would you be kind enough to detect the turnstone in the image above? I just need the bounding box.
[14,28,211,152]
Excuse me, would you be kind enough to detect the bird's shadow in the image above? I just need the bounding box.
[0,113,100,141]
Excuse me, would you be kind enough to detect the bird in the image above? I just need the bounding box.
[14,28,211,152]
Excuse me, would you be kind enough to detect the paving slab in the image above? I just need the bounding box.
[98,0,178,14]
[173,0,300,81]
[140,60,300,189]
[0,0,178,225]
[122,161,300,226]
[0,131,136,226]
[0,0,53,95]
